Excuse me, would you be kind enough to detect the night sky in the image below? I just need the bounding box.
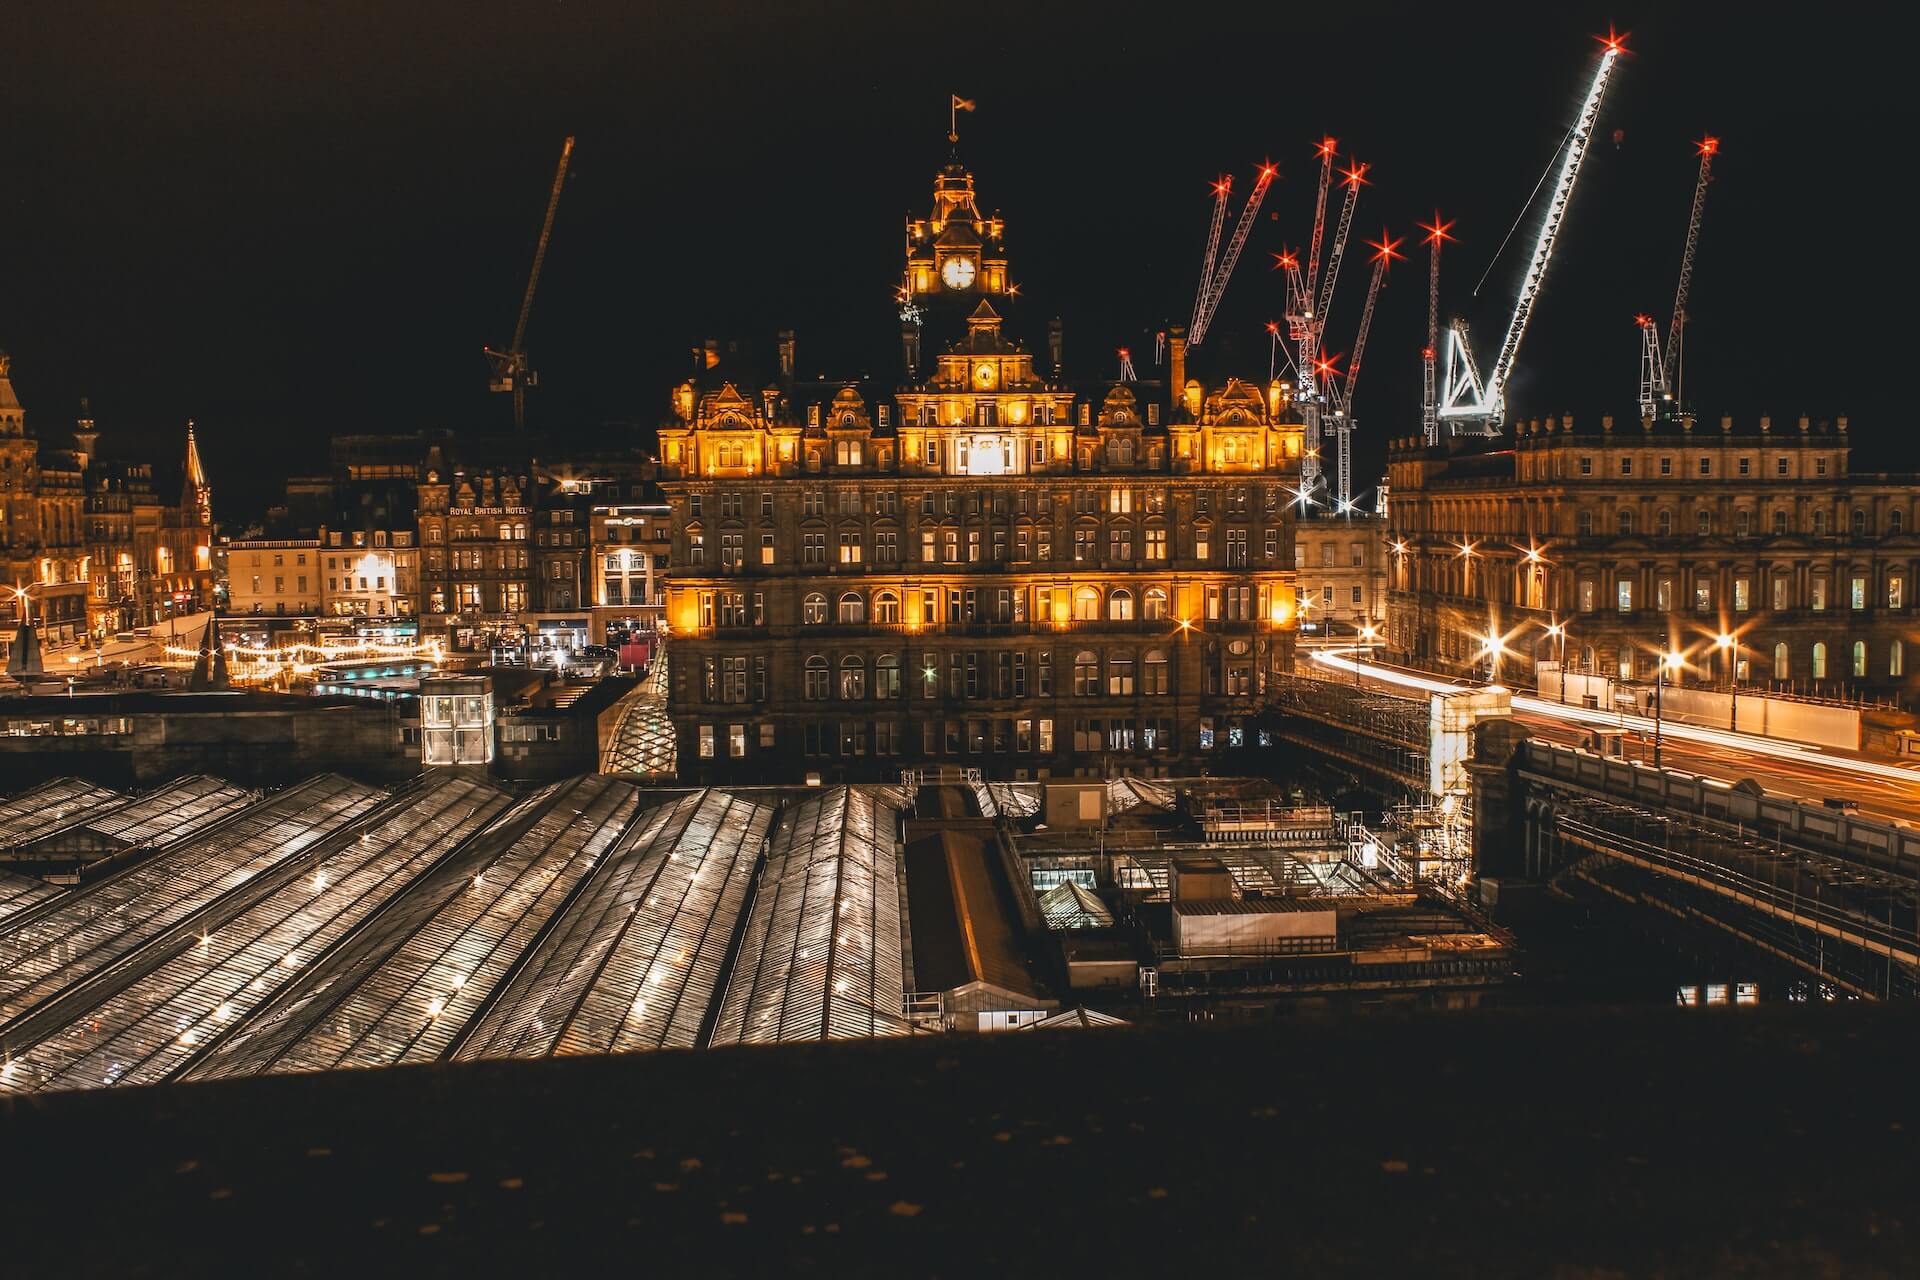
[1,2,1904,515]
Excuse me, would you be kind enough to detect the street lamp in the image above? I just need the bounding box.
[1355,622,1378,688]
[1715,631,1738,731]
[1455,540,1477,597]
[1475,627,1505,684]
[1654,648,1684,770]
[1545,620,1569,704]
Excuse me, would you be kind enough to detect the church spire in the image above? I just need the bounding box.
[183,419,212,525]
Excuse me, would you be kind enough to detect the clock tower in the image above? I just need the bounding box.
[900,161,1012,310]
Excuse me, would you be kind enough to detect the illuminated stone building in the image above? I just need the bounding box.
[1384,412,1920,705]
[2,354,93,647]
[660,157,1303,781]
[416,446,532,652]
[1294,500,1390,642]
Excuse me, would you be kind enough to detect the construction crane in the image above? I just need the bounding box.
[486,135,575,432]
[1189,162,1278,345]
[1327,232,1403,511]
[1416,214,1454,446]
[1303,138,1338,310]
[1663,135,1719,408]
[1636,314,1667,422]
[1439,32,1624,431]
[1287,157,1367,489]
[1188,177,1232,339]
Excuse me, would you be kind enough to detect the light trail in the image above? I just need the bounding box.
[1307,649,1920,790]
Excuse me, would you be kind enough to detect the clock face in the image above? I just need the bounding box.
[941,255,977,289]
[973,362,997,390]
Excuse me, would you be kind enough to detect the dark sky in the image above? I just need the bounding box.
[2,1,1905,515]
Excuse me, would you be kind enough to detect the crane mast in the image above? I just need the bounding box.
[486,135,575,432]
[1328,233,1401,511]
[1440,34,1622,428]
[1636,314,1667,422]
[1663,135,1718,408]
[1417,214,1453,446]
[1190,163,1277,345]
[1298,161,1365,489]
[1303,138,1337,307]
[1188,177,1231,340]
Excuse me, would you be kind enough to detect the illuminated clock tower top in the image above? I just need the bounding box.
[901,161,1011,310]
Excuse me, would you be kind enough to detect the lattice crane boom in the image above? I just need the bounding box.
[1663,135,1718,405]
[1313,162,1368,342]
[1480,36,1621,419]
[1191,163,1277,344]
[487,135,575,432]
[1303,138,1337,308]
[1335,232,1403,420]
[1188,177,1231,339]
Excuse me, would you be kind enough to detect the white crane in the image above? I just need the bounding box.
[1664,135,1720,408]
[1327,232,1403,511]
[1417,214,1454,446]
[1439,33,1624,432]
[1190,163,1278,344]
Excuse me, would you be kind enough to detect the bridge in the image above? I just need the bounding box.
[1268,654,1920,999]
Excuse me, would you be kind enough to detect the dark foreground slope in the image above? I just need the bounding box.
[2,1006,1915,1278]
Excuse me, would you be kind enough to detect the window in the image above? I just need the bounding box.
[1144,587,1169,621]
[699,725,715,758]
[1107,653,1135,695]
[837,592,865,624]
[1893,640,1905,678]
[1620,456,1633,476]
[1694,578,1712,612]
[1578,579,1596,612]
[1195,527,1211,560]
[1851,576,1867,610]
[1773,510,1788,535]
[1773,643,1789,680]
[1073,650,1099,695]
[1144,649,1168,695]
[1698,457,1712,476]
[1109,589,1134,621]
[1812,642,1827,679]
[1226,528,1248,566]
[728,723,747,758]
[1738,457,1752,477]
[1734,578,1750,612]
[804,656,829,700]
[1816,458,1828,477]
[1772,576,1789,611]
[1776,456,1789,476]
[1617,580,1633,613]
[835,439,863,467]
[1735,510,1751,537]
[877,653,901,699]
[1579,456,1593,476]
[838,531,862,563]
[840,655,866,699]
[1659,456,1673,476]
[1145,527,1167,561]
[803,593,828,624]
[1890,509,1905,534]
[1073,587,1100,621]
[1578,511,1594,537]
[760,534,775,565]
[1617,510,1634,537]
[1037,651,1052,696]
[874,591,900,624]
[1851,640,1867,678]
[1891,575,1906,610]
[1852,508,1868,536]
[1811,578,1828,611]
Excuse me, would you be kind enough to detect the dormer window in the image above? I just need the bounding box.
[834,439,863,467]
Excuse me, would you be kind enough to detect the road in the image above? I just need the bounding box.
[1304,648,1920,825]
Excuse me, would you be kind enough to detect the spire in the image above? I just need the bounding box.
[0,351,22,436]
[183,419,212,524]
[188,615,230,692]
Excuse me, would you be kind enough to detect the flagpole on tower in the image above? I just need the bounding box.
[950,94,975,144]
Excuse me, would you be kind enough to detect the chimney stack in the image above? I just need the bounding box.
[1048,317,1064,375]
[777,329,795,379]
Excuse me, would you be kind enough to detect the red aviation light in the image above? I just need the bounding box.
[1418,212,1455,246]
[1315,352,1345,380]
[1272,248,1298,271]
[1366,232,1405,265]
[1697,135,1721,158]
[1596,25,1630,55]
[1314,137,1338,160]
[1634,313,1655,328]
[1212,176,1232,196]
[1265,321,1280,335]
[1341,161,1370,190]
[1258,162,1278,181]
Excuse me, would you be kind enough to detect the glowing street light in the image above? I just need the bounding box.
[1544,620,1569,704]
[1654,646,1685,769]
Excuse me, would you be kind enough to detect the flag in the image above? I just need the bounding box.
[952,96,976,113]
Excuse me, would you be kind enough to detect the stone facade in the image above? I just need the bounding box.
[660,158,1303,782]
[1385,412,1920,706]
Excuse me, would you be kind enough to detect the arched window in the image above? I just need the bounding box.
[1852,640,1867,678]
[1107,651,1135,695]
[1773,509,1788,536]
[1617,509,1634,537]
[1813,510,1828,536]
[838,592,865,624]
[1144,648,1169,695]
[1109,588,1134,621]
[1144,587,1169,621]
[840,654,866,699]
[1892,640,1905,678]
[803,593,827,625]
[1812,642,1827,679]
[804,655,829,700]
[1073,649,1100,695]
[1073,587,1100,621]
[1852,508,1868,536]
[1891,509,1906,534]
[1696,509,1712,536]
[1580,645,1596,673]
[876,653,901,699]
[1735,509,1751,537]
[1657,509,1673,537]
[1773,642,1789,680]
[874,590,900,624]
